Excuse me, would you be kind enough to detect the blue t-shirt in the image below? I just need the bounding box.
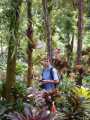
[42,65,59,91]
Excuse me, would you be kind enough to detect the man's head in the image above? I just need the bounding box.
[41,56,51,68]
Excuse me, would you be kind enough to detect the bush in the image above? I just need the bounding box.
[12,80,27,97]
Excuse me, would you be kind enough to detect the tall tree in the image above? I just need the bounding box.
[77,0,84,64]
[42,0,52,60]
[4,0,22,99]
[26,0,34,86]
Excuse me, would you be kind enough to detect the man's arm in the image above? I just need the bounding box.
[40,79,59,84]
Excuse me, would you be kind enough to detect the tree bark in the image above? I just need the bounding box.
[65,32,74,74]
[26,0,34,86]
[70,32,74,66]
[42,0,52,61]
[71,32,74,53]
[4,0,22,99]
[77,0,84,64]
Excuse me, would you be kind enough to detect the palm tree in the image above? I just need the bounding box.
[77,0,84,64]
[26,0,35,86]
[42,0,52,61]
[4,0,22,99]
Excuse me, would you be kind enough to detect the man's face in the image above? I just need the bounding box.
[41,58,50,67]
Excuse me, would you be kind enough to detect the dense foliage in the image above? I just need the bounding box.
[0,0,90,120]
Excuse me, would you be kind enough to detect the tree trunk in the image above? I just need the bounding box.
[66,33,70,64]
[77,0,84,64]
[65,32,74,75]
[4,0,22,100]
[42,0,52,61]
[0,39,3,58]
[26,0,34,87]
[70,32,74,66]
[71,32,74,53]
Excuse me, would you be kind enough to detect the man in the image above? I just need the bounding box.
[40,56,59,91]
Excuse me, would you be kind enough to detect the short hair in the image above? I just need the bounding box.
[42,56,50,61]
